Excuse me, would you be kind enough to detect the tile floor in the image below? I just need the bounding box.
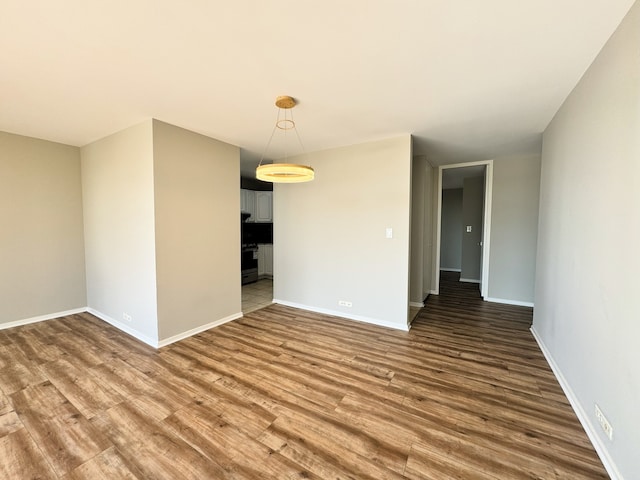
[242,278,273,313]
[409,305,421,324]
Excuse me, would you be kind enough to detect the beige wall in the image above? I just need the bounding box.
[422,162,435,299]
[487,154,540,304]
[410,155,433,305]
[533,2,640,477]
[429,170,440,293]
[273,135,412,329]
[152,120,241,342]
[0,132,86,325]
[81,121,159,343]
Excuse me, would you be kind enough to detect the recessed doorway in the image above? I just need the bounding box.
[240,175,274,314]
[434,160,493,298]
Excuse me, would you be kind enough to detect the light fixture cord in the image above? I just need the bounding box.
[290,108,309,163]
[257,103,308,167]
[283,107,288,161]
[257,109,281,167]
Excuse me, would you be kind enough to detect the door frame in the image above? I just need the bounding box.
[434,159,493,298]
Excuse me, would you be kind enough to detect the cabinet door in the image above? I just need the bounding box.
[255,191,273,222]
[240,189,248,213]
[245,190,256,220]
[257,244,266,276]
[264,244,273,276]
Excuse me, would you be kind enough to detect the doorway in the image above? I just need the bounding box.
[434,160,493,298]
[240,177,274,314]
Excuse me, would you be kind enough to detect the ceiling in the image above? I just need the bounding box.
[1,1,635,177]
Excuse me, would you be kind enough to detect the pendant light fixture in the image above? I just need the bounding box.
[256,96,314,183]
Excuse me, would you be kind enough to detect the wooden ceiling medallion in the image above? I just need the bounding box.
[275,95,296,109]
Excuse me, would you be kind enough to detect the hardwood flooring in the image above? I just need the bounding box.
[0,274,608,479]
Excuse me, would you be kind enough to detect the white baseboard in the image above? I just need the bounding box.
[86,308,159,348]
[87,308,244,349]
[409,301,424,308]
[157,312,243,348]
[460,277,481,283]
[3,306,245,350]
[485,297,534,308]
[430,289,438,295]
[440,268,461,272]
[530,327,622,480]
[0,307,87,331]
[273,299,410,332]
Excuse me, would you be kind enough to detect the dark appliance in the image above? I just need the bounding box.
[241,222,273,245]
[240,212,272,285]
[241,246,258,285]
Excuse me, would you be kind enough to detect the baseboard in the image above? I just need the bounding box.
[86,308,159,348]
[0,307,87,331]
[157,312,243,348]
[460,277,481,284]
[440,268,461,272]
[530,327,622,480]
[430,289,438,295]
[485,297,534,308]
[273,299,410,332]
[409,301,424,308]
[4,306,245,350]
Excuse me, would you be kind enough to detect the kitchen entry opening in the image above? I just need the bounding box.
[240,182,274,314]
[435,160,493,298]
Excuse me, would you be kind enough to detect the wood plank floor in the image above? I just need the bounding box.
[0,274,608,479]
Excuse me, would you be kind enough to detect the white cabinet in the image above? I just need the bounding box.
[240,189,249,212]
[264,244,273,275]
[240,189,256,220]
[257,244,273,277]
[241,189,272,222]
[257,246,265,276]
[254,191,273,222]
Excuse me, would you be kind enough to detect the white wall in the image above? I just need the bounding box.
[152,120,241,342]
[0,132,86,325]
[533,2,640,478]
[440,188,463,271]
[81,121,159,344]
[487,154,540,305]
[273,135,412,330]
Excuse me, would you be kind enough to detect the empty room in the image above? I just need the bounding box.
[1,1,638,479]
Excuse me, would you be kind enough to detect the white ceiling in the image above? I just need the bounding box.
[1,1,635,176]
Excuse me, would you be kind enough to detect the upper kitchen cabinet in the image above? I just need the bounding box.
[241,189,256,218]
[255,191,273,223]
[241,189,272,222]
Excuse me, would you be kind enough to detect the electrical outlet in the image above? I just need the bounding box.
[595,404,613,440]
[338,300,352,307]
[123,313,132,322]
